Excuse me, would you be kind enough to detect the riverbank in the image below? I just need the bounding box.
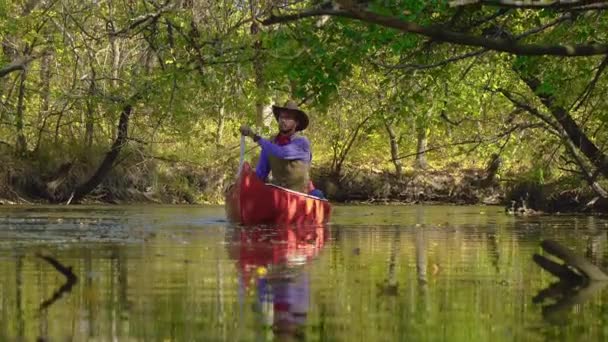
[1,155,606,213]
[314,166,608,213]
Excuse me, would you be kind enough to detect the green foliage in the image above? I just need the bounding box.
[1,0,608,202]
[512,56,535,75]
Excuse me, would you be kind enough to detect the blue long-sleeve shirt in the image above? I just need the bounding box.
[255,136,311,182]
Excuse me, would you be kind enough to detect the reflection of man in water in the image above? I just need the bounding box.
[229,225,326,340]
[256,270,310,339]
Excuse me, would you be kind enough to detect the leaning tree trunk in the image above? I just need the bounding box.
[64,103,133,203]
[563,138,608,198]
[518,75,608,179]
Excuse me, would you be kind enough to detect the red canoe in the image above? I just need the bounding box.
[225,162,331,225]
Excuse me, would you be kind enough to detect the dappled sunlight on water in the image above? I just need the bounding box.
[0,204,607,340]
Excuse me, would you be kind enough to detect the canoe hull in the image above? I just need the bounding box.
[225,163,331,225]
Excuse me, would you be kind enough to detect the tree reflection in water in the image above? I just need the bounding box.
[228,224,328,340]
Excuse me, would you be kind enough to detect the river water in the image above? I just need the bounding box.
[0,204,607,341]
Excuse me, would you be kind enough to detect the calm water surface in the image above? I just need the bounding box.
[0,204,607,341]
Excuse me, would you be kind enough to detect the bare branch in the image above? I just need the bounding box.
[572,55,608,111]
[0,56,36,78]
[497,88,562,133]
[573,3,608,10]
[110,4,174,37]
[394,123,544,161]
[562,138,608,198]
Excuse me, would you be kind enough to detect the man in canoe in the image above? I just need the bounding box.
[240,100,322,196]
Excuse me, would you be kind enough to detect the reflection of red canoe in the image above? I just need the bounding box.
[228,225,328,287]
[225,162,331,225]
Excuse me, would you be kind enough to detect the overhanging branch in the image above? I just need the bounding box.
[449,0,608,10]
[377,12,571,70]
[262,3,608,56]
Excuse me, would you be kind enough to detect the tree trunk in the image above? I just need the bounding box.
[85,100,94,148]
[1,74,19,126]
[85,65,96,149]
[563,138,608,198]
[482,153,502,186]
[414,107,431,170]
[15,69,28,156]
[251,20,266,126]
[414,126,428,170]
[216,101,225,147]
[110,37,121,140]
[216,82,227,147]
[332,115,371,177]
[384,120,403,176]
[65,103,133,203]
[34,53,52,153]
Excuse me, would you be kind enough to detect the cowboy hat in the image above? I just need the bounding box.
[272,100,309,131]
